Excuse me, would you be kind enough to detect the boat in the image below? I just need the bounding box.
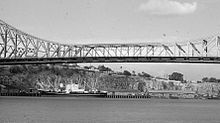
[39,90,107,97]
[39,90,68,96]
[39,82,108,97]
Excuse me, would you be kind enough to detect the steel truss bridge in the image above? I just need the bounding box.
[1,19,220,65]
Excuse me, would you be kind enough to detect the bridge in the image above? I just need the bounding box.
[1,19,220,65]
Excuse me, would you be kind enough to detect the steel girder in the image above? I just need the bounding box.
[0,20,76,58]
[1,19,220,61]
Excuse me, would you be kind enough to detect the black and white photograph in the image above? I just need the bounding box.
[1,0,220,123]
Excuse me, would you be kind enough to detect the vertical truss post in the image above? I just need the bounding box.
[187,42,190,56]
[68,46,72,57]
[115,47,117,57]
[133,46,135,56]
[57,44,61,57]
[203,40,208,57]
[82,47,86,57]
[36,40,39,57]
[145,46,148,56]
[91,47,94,57]
[79,47,82,57]
[139,46,142,56]
[102,47,105,57]
[152,46,154,56]
[3,29,7,58]
[127,46,129,56]
[14,34,18,58]
[120,46,122,57]
[93,47,96,57]
[25,38,28,57]
[47,42,50,57]
[217,36,220,57]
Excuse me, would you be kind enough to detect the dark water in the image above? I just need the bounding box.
[0,97,220,123]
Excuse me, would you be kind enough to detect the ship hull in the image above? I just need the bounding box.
[40,91,107,97]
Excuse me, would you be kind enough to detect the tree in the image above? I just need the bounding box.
[9,65,24,74]
[123,70,131,76]
[182,80,187,83]
[98,65,112,72]
[209,77,217,83]
[169,72,184,82]
[138,72,151,78]
[138,82,146,92]
[132,71,136,76]
[142,72,151,78]
[202,77,218,83]
[84,66,90,69]
[202,77,209,82]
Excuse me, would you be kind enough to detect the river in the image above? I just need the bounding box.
[0,96,220,123]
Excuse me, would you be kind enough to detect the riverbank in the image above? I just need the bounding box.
[1,92,220,100]
[1,65,220,100]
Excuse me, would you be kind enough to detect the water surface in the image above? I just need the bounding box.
[0,97,220,123]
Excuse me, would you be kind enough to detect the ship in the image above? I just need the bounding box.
[39,83,107,97]
[40,90,107,97]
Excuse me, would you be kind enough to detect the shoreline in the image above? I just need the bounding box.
[1,93,220,100]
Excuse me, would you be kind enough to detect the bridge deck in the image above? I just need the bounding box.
[1,56,220,65]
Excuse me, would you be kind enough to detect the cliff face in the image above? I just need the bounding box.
[98,74,138,91]
[0,65,142,92]
[1,65,220,97]
[184,82,220,96]
[0,65,85,91]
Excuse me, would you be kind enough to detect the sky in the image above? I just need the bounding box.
[1,0,220,80]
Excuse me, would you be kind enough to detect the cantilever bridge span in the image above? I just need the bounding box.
[1,19,220,65]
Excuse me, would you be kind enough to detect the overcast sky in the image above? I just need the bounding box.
[1,0,220,80]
